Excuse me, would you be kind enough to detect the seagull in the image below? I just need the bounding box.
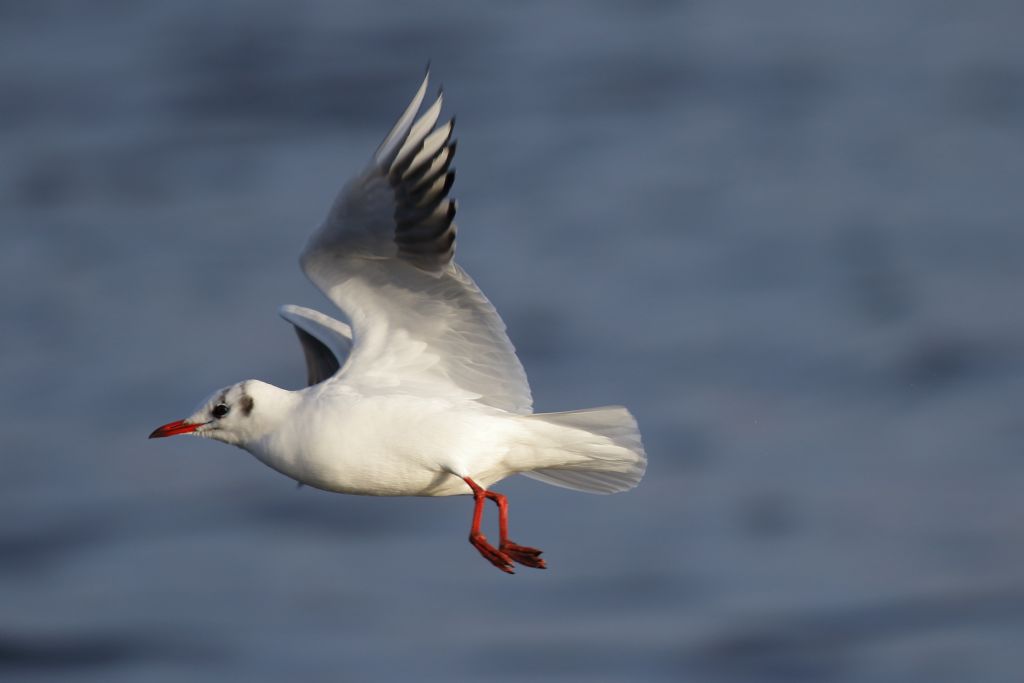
[150,71,646,573]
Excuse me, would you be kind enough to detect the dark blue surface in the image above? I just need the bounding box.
[3,1,1023,680]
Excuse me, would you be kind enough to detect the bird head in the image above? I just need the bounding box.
[149,380,288,447]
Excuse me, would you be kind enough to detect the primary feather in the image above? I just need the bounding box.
[300,72,533,414]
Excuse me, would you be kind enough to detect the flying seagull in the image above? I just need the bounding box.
[150,71,646,573]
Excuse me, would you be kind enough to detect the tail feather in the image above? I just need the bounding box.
[518,406,646,494]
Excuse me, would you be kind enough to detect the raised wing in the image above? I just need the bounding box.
[299,71,532,414]
[279,304,353,387]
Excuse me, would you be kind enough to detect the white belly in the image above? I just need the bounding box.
[246,393,518,496]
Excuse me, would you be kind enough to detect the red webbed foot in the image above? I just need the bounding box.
[470,533,515,574]
[463,476,547,574]
[501,541,546,569]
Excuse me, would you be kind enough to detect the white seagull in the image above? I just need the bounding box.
[150,71,646,573]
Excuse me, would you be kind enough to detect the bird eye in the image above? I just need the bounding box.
[212,404,229,418]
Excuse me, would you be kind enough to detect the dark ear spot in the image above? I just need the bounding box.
[240,395,254,417]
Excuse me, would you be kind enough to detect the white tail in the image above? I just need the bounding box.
[518,406,646,494]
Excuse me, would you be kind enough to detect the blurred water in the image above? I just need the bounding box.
[2,1,1024,681]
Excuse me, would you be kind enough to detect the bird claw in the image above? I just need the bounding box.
[501,541,546,569]
[470,533,515,573]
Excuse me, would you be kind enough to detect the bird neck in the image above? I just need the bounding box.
[233,381,302,448]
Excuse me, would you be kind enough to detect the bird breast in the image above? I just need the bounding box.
[247,393,517,497]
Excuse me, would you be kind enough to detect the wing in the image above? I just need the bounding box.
[298,71,533,413]
[279,304,353,387]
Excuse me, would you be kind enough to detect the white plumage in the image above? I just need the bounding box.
[150,71,646,573]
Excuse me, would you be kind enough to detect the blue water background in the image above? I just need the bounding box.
[2,1,1023,680]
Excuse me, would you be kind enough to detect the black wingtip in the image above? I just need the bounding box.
[424,59,432,75]
[442,170,456,196]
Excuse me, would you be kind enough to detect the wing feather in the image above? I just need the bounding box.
[279,305,353,387]
[393,92,443,170]
[373,72,429,168]
[299,72,532,414]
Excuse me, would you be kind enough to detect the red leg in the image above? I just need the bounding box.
[464,477,514,573]
[487,490,546,569]
[462,477,546,573]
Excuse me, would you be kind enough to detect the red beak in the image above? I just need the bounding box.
[149,419,202,439]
